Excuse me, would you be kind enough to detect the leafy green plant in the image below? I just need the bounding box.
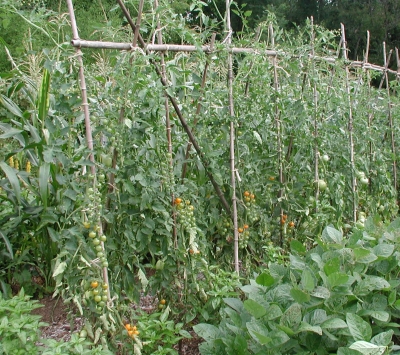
[0,289,112,355]
[194,219,400,354]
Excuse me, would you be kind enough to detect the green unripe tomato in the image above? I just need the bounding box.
[92,238,100,246]
[94,295,102,303]
[95,245,103,252]
[88,231,96,238]
[100,235,107,242]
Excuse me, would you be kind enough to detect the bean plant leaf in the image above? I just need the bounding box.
[224,298,244,313]
[348,341,386,355]
[370,330,394,346]
[193,324,221,341]
[290,288,310,303]
[322,225,343,244]
[301,269,315,292]
[353,248,378,263]
[373,244,394,259]
[296,321,322,335]
[246,320,271,345]
[280,303,302,329]
[244,299,266,319]
[358,310,390,323]
[266,304,282,320]
[255,272,275,287]
[321,318,348,329]
[323,257,341,276]
[327,272,349,288]
[290,239,306,254]
[346,313,372,342]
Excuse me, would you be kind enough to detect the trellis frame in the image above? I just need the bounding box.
[66,0,400,275]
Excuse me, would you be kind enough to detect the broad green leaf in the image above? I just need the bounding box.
[370,330,394,347]
[280,303,302,329]
[355,276,390,295]
[290,239,306,254]
[327,272,349,288]
[296,321,322,335]
[304,309,327,325]
[246,320,271,345]
[193,324,221,341]
[346,313,372,342]
[353,247,378,263]
[323,257,341,276]
[358,310,389,323]
[269,329,290,347]
[255,272,275,287]
[322,225,343,244]
[290,254,306,270]
[0,161,20,203]
[388,290,396,306]
[266,304,282,320]
[290,288,310,303]
[373,244,394,259]
[321,317,348,329]
[301,269,315,292]
[244,299,266,319]
[311,286,330,299]
[349,341,386,355]
[224,298,244,313]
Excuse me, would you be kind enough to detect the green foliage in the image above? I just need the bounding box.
[195,220,400,354]
[0,289,112,355]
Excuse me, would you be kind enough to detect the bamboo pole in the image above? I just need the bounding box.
[115,0,231,216]
[311,18,320,212]
[133,0,144,47]
[341,24,357,224]
[269,24,284,246]
[66,0,111,302]
[225,0,239,275]
[382,44,397,193]
[70,39,399,76]
[181,33,216,182]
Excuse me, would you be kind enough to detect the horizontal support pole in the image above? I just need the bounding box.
[70,39,399,76]
[70,39,278,55]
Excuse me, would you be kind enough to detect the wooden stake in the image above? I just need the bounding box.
[66,0,111,303]
[341,24,357,224]
[225,0,239,275]
[381,44,397,193]
[269,23,284,246]
[310,17,320,212]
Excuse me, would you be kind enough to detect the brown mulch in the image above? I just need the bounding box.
[32,295,201,355]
